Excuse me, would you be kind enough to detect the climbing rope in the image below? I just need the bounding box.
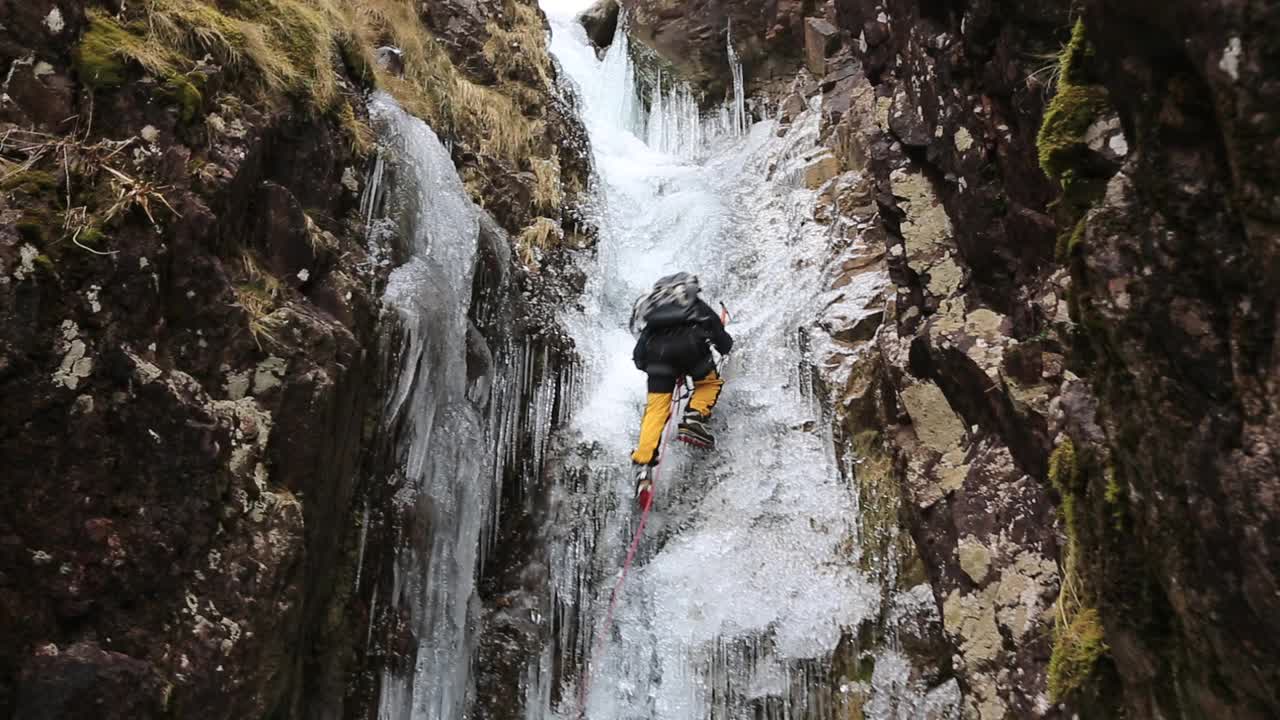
[575,304,730,717]
[576,378,689,718]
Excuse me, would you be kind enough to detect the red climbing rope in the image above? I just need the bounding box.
[574,306,729,717]
[576,379,688,718]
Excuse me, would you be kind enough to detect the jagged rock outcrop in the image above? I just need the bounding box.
[1,5,385,718]
[811,60,1067,718]
[801,2,1077,716]
[0,1,589,718]
[413,0,597,249]
[618,0,810,101]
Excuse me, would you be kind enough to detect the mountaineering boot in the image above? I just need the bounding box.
[678,408,715,448]
[634,463,654,499]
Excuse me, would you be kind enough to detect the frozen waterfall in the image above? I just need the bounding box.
[528,2,961,718]
[365,1,962,716]
[366,93,570,720]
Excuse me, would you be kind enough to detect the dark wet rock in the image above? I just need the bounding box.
[0,1,590,719]
[14,642,168,720]
[578,0,620,49]
[1047,2,1280,716]
[622,0,808,100]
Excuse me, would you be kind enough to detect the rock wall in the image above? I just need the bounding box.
[613,0,1278,718]
[617,0,811,101]
[0,1,588,718]
[1046,2,1279,717]
[807,2,1072,715]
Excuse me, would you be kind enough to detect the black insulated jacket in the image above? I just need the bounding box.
[633,298,733,376]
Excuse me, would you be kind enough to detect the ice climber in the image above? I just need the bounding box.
[629,272,733,497]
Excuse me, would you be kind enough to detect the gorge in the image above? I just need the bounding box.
[0,1,1275,719]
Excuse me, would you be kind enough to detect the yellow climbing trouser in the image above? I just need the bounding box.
[630,370,724,465]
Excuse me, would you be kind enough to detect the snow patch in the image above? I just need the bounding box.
[1109,132,1129,156]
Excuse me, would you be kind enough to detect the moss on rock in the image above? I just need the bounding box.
[1049,606,1108,700]
[1056,217,1087,263]
[16,216,49,245]
[1048,439,1080,500]
[1,170,60,196]
[73,12,150,90]
[1039,85,1113,184]
[1037,21,1111,185]
[162,74,205,123]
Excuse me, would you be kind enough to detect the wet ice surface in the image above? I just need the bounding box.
[535,4,887,717]
[368,94,484,720]
[368,94,571,720]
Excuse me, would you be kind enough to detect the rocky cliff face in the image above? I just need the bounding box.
[619,0,808,101]
[0,1,587,718]
[606,0,1278,718]
[1047,2,1278,716]
[808,2,1072,716]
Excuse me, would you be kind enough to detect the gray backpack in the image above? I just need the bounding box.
[629,273,701,336]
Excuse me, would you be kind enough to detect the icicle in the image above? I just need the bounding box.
[727,19,748,136]
[353,500,370,591]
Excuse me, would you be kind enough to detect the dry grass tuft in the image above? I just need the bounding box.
[102,165,178,226]
[482,1,553,88]
[72,0,574,251]
[79,0,561,167]
[234,250,283,348]
[530,156,562,213]
[516,216,561,267]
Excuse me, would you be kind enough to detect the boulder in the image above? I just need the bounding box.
[577,0,620,49]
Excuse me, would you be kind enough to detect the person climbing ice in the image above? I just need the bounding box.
[629,272,733,497]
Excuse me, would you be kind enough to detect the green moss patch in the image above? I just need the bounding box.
[1057,18,1095,88]
[0,170,59,196]
[1037,18,1119,270]
[16,216,49,245]
[1037,20,1111,184]
[1039,85,1113,184]
[73,13,146,90]
[1055,217,1086,263]
[1049,607,1108,700]
[76,226,106,249]
[162,73,205,123]
[1048,438,1080,495]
